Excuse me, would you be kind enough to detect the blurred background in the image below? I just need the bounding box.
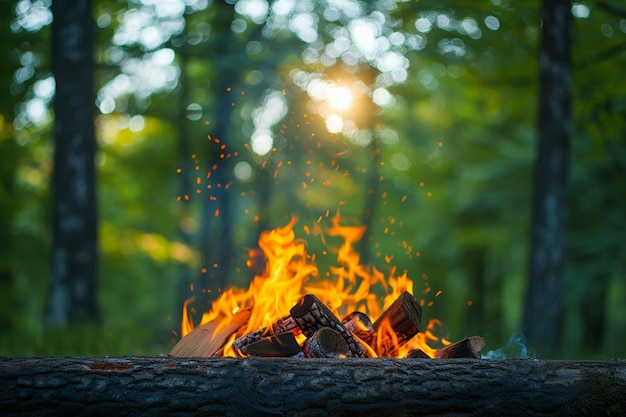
[0,0,624,359]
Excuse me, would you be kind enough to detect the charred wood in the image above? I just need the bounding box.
[290,294,367,357]
[302,328,350,358]
[406,349,431,359]
[341,311,375,342]
[232,316,299,356]
[371,291,422,357]
[245,332,303,357]
[435,336,485,359]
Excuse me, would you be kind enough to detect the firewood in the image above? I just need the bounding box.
[342,311,375,342]
[302,328,350,358]
[290,294,367,357]
[168,309,251,358]
[245,332,303,357]
[232,316,299,356]
[435,336,485,359]
[371,291,422,357]
[406,349,431,359]
[232,327,269,356]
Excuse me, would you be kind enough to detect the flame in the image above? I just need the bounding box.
[181,212,445,357]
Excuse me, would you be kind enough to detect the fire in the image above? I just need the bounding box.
[181,212,446,358]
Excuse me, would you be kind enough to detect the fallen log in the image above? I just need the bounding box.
[1,357,625,416]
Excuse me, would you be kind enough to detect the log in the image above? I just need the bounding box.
[1,357,625,416]
[246,332,303,357]
[435,336,485,359]
[371,291,422,357]
[302,328,350,358]
[341,311,375,342]
[168,309,251,357]
[232,316,299,356]
[406,348,431,359]
[290,294,367,357]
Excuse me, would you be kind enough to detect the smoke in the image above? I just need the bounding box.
[482,332,535,359]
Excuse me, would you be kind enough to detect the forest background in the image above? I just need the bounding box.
[1,0,624,359]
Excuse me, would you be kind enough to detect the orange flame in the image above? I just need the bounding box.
[181,213,445,357]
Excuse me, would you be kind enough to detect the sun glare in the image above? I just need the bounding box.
[328,86,353,111]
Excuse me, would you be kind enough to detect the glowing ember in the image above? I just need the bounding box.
[181,213,447,358]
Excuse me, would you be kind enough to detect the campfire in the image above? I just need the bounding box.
[5,212,622,417]
[170,213,484,360]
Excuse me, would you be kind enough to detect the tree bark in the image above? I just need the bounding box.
[523,0,572,355]
[1,357,624,416]
[47,0,100,327]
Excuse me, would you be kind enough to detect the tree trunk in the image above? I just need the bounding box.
[523,0,571,356]
[46,0,100,327]
[175,51,194,328]
[197,0,239,307]
[198,76,234,305]
[1,357,624,416]
[0,1,21,334]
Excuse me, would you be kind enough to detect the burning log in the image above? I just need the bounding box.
[341,311,375,341]
[2,357,625,416]
[435,336,485,359]
[370,291,422,357]
[289,294,367,357]
[302,328,350,358]
[170,292,427,359]
[406,348,431,359]
[169,309,250,357]
[406,336,485,359]
[232,316,299,356]
[245,332,303,357]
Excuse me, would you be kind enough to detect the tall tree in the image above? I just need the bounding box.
[197,0,241,307]
[0,1,20,333]
[523,0,572,355]
[46,0,100,327]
